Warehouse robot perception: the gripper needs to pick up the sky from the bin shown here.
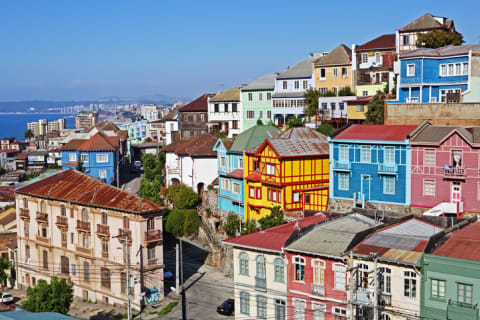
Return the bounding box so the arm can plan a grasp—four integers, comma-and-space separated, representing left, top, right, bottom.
0, 1, 479, 102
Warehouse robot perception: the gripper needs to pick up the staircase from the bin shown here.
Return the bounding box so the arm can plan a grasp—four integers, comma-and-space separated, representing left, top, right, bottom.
365, 201, 377, 210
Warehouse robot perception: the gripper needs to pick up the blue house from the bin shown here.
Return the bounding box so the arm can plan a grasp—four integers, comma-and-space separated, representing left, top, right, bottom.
329, 123, 425, 211
213, 125, 279, 218
395, 44, 480, 103
60, 131, 120, 185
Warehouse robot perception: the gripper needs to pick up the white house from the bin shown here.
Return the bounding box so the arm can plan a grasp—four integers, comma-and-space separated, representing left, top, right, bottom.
208, 87, 243, 138
164, 107, 179, 146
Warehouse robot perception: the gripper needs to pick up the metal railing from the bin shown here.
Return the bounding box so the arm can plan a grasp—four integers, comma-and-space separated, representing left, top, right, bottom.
76, 220, 91, 232
333, 160, 351, 171
378, 163, 398, 174
255, 276, 266, 290
444, 166, 465, 177
145, 229, 162, 242
311, 283, 325, 296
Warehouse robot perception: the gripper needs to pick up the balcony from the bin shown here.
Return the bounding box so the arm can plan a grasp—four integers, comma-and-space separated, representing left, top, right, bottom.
36, 235, 50, 244
447, 299, 479, 319
118, 228, 132, 241
444, 166, 465, 179
311, 283, 325, 296
255, 277, 266, 291
36, 212, 48, 222
56, 216, 68, 228
378, 293, 391, 306
147, 258, 158, 266
75, 246, 92, 256
332, 160, 351, 172
76, 220, 91, 232
96, 224, 110, 236
19, 208, 30, 219
378, 163, 398, 175
145, 230, 162, 243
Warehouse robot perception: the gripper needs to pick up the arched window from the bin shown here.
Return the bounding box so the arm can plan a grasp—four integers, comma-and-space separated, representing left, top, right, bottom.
239, 252, 249, 275
61, 205, 66, 216
256, 255, 265, 279
23, 198, 28, 209
274, 258, 284, 282
381, 313, 392, 320
40, 201, 47, 213
82, 208, 88, 221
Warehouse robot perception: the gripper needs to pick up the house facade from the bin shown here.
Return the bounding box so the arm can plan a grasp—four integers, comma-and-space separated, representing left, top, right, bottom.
329, 124, 422, 212
179, 94, 214, 140
15, 169, 165, 311
164, 106, 180, 146
314, 44, 354, 95
208, 87, 242, 138
244, 127, 329, 221
410, 124, 480, 214
241, 74, 276, 130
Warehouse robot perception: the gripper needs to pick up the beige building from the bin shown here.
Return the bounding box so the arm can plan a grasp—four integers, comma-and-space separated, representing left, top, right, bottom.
75, 112, 98, 129
15, 169, 165, 310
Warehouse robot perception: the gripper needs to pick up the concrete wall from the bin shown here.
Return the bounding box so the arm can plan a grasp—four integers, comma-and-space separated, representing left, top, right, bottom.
386, 102, 480, 126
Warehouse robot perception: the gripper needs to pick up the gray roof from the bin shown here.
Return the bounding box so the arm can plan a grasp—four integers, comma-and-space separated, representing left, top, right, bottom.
267, 127, 329, 157
412, 125, 480, 144
285, 214, 376, 257
210, 87, 241, 102
400, 13, 454, 32
277, 58, 314, 79
272, 92, 305, 99
400, 44, 480, 59
242, 73, 277, 91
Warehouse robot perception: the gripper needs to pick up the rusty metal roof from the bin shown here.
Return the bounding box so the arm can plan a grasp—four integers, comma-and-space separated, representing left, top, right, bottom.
433, 222, 480, 261
15, 169, 164, 214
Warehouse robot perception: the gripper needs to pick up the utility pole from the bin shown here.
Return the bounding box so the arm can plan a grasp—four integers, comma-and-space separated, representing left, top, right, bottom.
180, 239, 186, 320
348, 251, 355, 320
126, 233, 131, 320
175, 242, 180, 296
373, 254, 378, 320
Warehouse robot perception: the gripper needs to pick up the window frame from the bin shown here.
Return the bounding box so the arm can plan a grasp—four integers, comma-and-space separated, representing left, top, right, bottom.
338, 172, 349, 191
293, 256, 305, 282
424, 179, 436, 197
274, 258, 285, 283
360, 145, 371, 163
333, 263, 347, 290
239, 252, 249, 275
232, 182, 241, 195
383, 176, 395, 195
403, 270, 417, 299
96, 153, 108, 163
407, 64, 415, 77
431, 278, 446, 300
458, 282, 473, 305
240, 291, 250, 315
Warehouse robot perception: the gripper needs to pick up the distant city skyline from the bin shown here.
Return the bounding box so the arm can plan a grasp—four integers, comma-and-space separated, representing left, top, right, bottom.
1, 0, 479, 101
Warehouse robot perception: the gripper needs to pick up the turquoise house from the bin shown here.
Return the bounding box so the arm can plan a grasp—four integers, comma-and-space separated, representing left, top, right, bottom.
214, 125, 280, 218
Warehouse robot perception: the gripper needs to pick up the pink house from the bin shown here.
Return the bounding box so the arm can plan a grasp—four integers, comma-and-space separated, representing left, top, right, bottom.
411, 124, 480, 214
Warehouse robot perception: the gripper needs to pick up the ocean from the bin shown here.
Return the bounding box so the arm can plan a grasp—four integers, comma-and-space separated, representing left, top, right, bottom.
0, 113, 76, 141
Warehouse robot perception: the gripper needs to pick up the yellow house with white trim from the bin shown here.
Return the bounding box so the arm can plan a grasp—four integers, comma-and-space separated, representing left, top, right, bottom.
314, 44, 355, 95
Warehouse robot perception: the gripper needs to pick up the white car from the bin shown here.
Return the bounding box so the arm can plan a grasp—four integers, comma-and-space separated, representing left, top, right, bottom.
0, 292, 13, 304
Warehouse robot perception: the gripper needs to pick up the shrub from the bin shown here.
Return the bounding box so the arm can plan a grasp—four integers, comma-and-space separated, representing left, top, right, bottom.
165, 210, 185, 237
22, 277, 73, 314
167, 184, 201, 209
316, 123, 335, 137
241, 219, 257, 235
258, 206, 284, 230
183, 209, 201, 236
223, 213, 240, 237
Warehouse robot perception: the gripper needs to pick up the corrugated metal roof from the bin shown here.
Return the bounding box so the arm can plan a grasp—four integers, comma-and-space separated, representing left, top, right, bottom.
277, 58, 314, 79
412, 125, 480, 144
434, 222, 480, 261
357, 34, 396, 51
242, 73, 277, 91
334, 124, 418, 141
400, 44, 480, 59
180, 94, 214, 112
229, 125, 280, 152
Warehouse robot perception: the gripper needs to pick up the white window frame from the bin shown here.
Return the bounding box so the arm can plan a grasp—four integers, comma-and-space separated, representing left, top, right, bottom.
338, 173, 349, 191
238, 158, 243, 169
463, 62, 469, 75
403, 270, 417, 299
274, 258, 285, 283
69, 153, 77, 162
375, 52, 381, 64
424, 179, 435, 197
333, 307, 347, 319
249, 187, 255, 198
293, 256, 305, 282
379, 267, 392, 294
440, 64, 447, 77
294, 80, 299, 89
282, 81, 287, 90
407, 64, 415, 77
303, 80, 308, 89
312, 259, 325, 285
320, 68, 326, 80
266, 164, 275, 175
293, 192, 300, 202
293, 298, 306, 320
248, 92, 253, 101
221, 178, 230, 192
99, 170, 107, 179
232, 182, 240, 195
333, 263, 347, 290
80, 153, 88, 162
383, 176, 395, 195
339, 145, 349, 161
312, 303, 326, 320
361, 145, 371, 163
362, 90, 368, 97
424, 149, 436, 166
239, 252, 249, 275
361, 53, 368, 64
384, 146, 395, 163
431, 278, 446, 299
458, 283, 473, 305
220, 156, 226, 168
333, 67, 338, 78
240, 291, 250, 315
96, 154, 108, 163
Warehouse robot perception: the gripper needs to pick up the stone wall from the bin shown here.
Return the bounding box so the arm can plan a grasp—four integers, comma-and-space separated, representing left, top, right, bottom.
385, 102, 480, 126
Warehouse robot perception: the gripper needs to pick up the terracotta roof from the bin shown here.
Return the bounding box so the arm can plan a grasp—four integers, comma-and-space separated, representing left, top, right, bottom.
62, 161, 78, 166
60, 132, 118, 152
210, 176, 219, 186
224, 214, 327, 253
227, 169, 243, 179
173, 133, 217, 157
15, 169, 164, 214
433, 222, 480, 262
84, 121, 120, 133
0, 187, 15, 202
15, 154, 28, 160
399, 13, 454, 32
162, 140, 188, 152
0, 149, 19, 154
245, 171, 261, 182
334, 124, 418, 141
180, 94, 215, 112
221, 139, 234, 151
210, 87, 241, 102
357, 34, 396, 51
314, 44, 351, 66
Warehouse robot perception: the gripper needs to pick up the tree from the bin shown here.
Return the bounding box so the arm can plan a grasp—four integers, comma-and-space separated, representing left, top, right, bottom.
258, 206, 284, 230
183, 209, 201, 236
24, 129, 34, 140
215, 132, 228, 139
256, 119, 264, 126
165, 210, 185, 237
364, 93, 386, 124
319, 90, 336, 97
166, 184, 201, 209
22, 277, 73, 314
416, 30, 464, 49
0, 258, 9, 286
76, 161, 87, 173
286, 116, 305, 129
316, 123, 335, 137
0, 167, 6, 176
144, 137, 152, 143
303, 88, 320, 118
223, 213, 240, 237
241, 219, 257, 235
338, 86, 355, 96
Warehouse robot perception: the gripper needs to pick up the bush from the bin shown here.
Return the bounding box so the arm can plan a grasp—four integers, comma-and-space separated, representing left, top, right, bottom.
258, 206, 284, 230
167, 184, 201, 209
22, 277, 73, 314
316, 123, 335, 137
183, 209, 201, 236
286, 116, 305, 128
338, 86, 354, 96
165, 210, 185, 237
241, 219, 257, 235
223, 213, 240, 237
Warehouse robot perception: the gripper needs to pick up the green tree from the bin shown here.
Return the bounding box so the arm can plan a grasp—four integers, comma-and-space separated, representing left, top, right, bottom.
316, 123, 335, 137
256, 119, 264, 125
223, 213, 240, 237
165, 209, 185, 237
258, 206, 284, 230
24, 129, 34, 140
139, 178, 163, 204
303, 88, 320, 118
0, 258, 10, 286
76, 160, 87, 173
22, 277, 73, 314
338, 86, 355, 96
364, 93, 386, 124
416, 30, 464, 49
183, 209, 201, 236
215, 132, 228, 139
319, 90, 336, 97
241, 219, 257, 235
0, 167, 6, 176
166, 184, 201, 209
286, 116, 305, 129
144, 137, 152, 143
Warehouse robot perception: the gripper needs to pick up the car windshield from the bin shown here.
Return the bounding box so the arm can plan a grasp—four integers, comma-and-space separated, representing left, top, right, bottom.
3, 294, 11, 298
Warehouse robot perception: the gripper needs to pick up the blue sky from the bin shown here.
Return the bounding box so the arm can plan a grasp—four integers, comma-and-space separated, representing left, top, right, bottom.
0, 1, 479, 101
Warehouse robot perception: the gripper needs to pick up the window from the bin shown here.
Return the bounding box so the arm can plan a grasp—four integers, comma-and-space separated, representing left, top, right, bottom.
248, 93, 253, 101
431, 279, 446, 299
282, 81, 287, 90
221, 178, 230, 191
319, 87, 328, 95
40, 223, 47, 237
293, 192, 300, 203
82, 208, 88, 221
274, 258, 284, 282
220, 156, 226, 168
361, 53, 368, 63
256, 187, 261, 199
383, 176, 395, 194
72, 264, 76, 276
147, 218, 155, 231
102, 238, 108, 253
249, 187, 255, 198
238, 158, 243, 169
305, 194, 311, 204
357, 263, 369, 288
293, 256, 305, 282
147, 247, 155, 260
121, 272, 127, 294
200, 113, 205, 121
257, 93, 262, 102
80, 153, 88, 162
69, 153, 77, 162
333, 307, 347, 320
267, 92, 272, 100
455, 63, 462, 75
23, 198, 28, 208
312, 303, 326, 320
70, 232, 74, 244
61, 229, 67, 242
330, 102, 336, 110
41, 201, 47, 213
232, 182, 240, 195
240, 291, 250, 315
384, 146, 395, 163
333, 87, 338, 96
404, 270, 417, 298
463, 62, 469, 75
25, 245, 30, 261
99, 170, 107, 179
342, 67, 347, 78
272, 189, 278, 202
61, 205, 66, 216
380, 313, 392, 320
61, 256, 69, 275
232, 103, 238, 112
424, 149, 435, 166
362, 90, 368, 96
96, 154, 108, 163
339, 145, 349, 161
294, 299, 306, 320
333, 67, 338, 78
275, 299, 286, 320
334, 263, 346, 290
356, 104, 365, 112
424, 179, 435, 196
303, 80, 308, 89
42, 250, 48, 269
448, 63, 454, 76
259, 111, 263, 119
320, 68, 326, 80
312, 260, 325, 285
214, 104, 219, 112
294, 80, 299, 89
430, 97, 437, 103
257, 296, 267, 319
458, 283, 473, 305
239, 252, 249, 275
338, 173, 349, 191
100, 212, 107, 225
407, 64, 415, 76
224, 103, 229, 112
84, 262, 90, 282
339, 102, 345, 110
266, 164, 275, 175
100, 267, 111, 288
402, 35, 410, 45
375, 52, 381, 64
361, 145, 371, 162
452, 150, 462, 167
246, 111, 255, 119
82, 233, 89, 248
379, 267, 391, 294
256, 255, 265, 280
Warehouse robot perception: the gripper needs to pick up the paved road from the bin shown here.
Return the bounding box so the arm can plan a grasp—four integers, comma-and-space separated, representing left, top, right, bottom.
121, 169, 143, 195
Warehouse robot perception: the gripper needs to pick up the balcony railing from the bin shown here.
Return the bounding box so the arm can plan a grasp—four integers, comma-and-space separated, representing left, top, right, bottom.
311, 283, 325, 296
145, 230, 162, 242
333, 160, 351, 172
19, 208, 30, 219
378, 163, 398, 175
255, 277, 266, 290
378, 293, 391, 306
76, 220, 91, 232
36, 235, 50, 244
76, 246, 92, 256
148, 259, 158, 266
444, 166, 465, 178
118, 228, 132, 240
56, 216, 68, 227
36, 212, 48, 222
447, 299, 479, 319
96, 224, 110, 236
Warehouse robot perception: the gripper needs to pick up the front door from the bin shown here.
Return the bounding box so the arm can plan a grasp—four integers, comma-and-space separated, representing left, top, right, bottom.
451, 182, 461, 203
361, 175, 371, 202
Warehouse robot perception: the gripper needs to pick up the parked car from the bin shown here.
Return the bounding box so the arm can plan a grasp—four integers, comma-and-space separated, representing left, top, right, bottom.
216, 298, 234, 316
0, 293, 13, 304
134, 160, 142, 168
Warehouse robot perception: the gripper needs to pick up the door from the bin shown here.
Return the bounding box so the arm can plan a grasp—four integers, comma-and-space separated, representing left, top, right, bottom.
451, 182, 461, 203
361, 175, 371, 202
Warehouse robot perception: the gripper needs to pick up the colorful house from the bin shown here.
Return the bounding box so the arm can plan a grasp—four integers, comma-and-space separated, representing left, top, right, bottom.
223, 214, 327, 320
349, 217, 444, 320
214, 125, 280, 218
208, 87, 242, 138
410, 124, 480, 214
394, 44, 480, 104
244, 127, 329, 221
284, 213, 376, 320
346, 96, 372, 123
420, 221, 480, 320
241, 73, 277, 130
329, 124, 424, 212
314, 44, 354, 95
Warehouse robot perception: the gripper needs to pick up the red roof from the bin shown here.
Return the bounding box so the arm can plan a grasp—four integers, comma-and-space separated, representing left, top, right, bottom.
16, 154, 28, 160
16, 169, 164, 214
357, 34, 396, 51
224, 214, 327, 252
334, 124, 418, 141
61, 132, 118, 152
63, 161, 78, 166
0, 149, 19, 154
245, 171, 261, 182
180, 94, 215, 112
163, 133, 217, 157
227, 169, 243, 179
433, 222, 480, 262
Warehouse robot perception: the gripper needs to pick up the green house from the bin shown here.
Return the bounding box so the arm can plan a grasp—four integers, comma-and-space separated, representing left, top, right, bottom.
420, 222, 480, 320
241, 73, 277, 131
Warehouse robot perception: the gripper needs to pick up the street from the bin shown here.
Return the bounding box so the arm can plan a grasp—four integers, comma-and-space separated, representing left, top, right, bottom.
121, 167, 143, 195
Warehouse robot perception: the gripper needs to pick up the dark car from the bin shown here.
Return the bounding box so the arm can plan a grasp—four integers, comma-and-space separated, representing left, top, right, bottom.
216, 298, 234, 316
